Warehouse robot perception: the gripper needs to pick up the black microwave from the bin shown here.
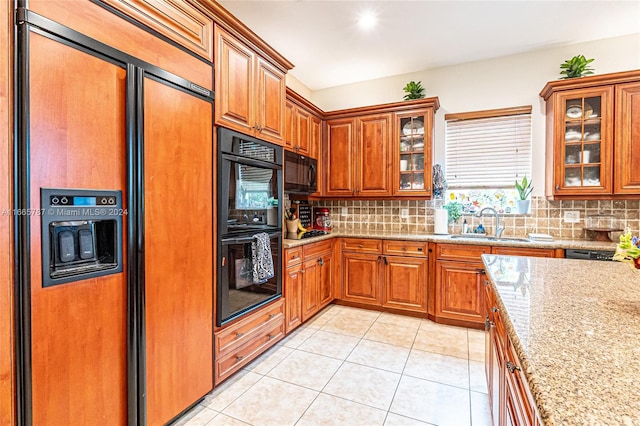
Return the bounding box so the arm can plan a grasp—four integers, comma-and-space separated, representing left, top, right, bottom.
284, 151, 317, 193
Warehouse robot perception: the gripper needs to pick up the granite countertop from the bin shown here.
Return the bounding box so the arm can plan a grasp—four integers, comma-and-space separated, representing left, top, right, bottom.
482, 254, 640, 425
283, 229, 618, 251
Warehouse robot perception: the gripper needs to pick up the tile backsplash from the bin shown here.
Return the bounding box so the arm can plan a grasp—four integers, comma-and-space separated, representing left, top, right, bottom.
299, 197, 640, 240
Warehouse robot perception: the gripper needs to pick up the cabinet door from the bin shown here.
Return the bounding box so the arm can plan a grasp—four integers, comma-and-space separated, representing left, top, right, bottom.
215, 25, 254, 134
552, 87, 613, 196
341, 252, 382, 305
614, 82, 640, 194
301, 258, 320, 322
435, 260, 484, 324
357, 113, 393, 196
285, 264, 303, 333
325, 118, 356, 196
311, 115, 322, 160
382, 256, 427, 313
285, 101, 295, 150
256, 57, 285, 145
394, 109, 434, 196
318, 252, 334, 309
295, 106, 311, 155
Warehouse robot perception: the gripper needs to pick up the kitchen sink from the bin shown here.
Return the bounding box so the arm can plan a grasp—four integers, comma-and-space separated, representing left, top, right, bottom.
448, 235, 531, 243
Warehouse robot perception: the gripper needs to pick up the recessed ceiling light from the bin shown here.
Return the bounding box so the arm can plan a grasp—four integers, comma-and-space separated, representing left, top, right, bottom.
357, 12, 377, 30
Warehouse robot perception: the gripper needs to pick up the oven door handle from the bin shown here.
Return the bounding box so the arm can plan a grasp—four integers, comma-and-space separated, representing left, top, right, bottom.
221, 232, 280, 245
221, 153, 282, 170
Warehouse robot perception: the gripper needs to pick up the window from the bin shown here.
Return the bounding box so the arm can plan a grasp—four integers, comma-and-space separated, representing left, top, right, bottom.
445, 106, 532, 214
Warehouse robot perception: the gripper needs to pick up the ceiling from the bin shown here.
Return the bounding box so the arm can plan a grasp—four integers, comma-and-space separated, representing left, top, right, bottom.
218, 1, 640, 91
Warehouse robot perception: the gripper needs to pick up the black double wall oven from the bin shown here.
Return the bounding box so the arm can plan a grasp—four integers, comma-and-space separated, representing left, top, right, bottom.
217, 128, 283, 326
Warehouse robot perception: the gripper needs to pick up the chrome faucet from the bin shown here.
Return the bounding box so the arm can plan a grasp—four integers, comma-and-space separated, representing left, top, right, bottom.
476, 207, 505, 238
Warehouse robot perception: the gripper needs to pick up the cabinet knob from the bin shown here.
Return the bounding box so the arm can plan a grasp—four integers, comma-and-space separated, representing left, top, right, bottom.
555, 185, 560, 191
383, 256, 388, 265
358, 244, 364, 248
477, 269, 486, 275
291, 255, 299, 260
377, 255, 382, 263
484, 280, 490, 286
236, 355, 244, 362
426, 187, 431, 192
417, 247, 423, 251
235, 332, 244, 338
268, 313, 276, 320
318, 258, 324, 266
491, 306, 499, 313
268, 334, 276, 340
506, 361, 521, 374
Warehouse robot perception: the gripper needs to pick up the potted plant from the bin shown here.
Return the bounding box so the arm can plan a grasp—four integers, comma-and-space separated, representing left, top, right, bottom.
515, 176, 533, 214
402, 81, 425, 100
559, 55, 595, 79
443, 201, 462, 224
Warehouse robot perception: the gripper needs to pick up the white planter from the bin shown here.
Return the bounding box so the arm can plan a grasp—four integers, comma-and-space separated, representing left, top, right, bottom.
516, 199, 531, 214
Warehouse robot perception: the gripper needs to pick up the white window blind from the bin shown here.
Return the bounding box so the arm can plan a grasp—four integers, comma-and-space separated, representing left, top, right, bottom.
445, 108, 532, 189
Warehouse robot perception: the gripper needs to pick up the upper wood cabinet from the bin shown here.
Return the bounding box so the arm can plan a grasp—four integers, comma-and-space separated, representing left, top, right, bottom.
215, 24, 286, 145
323, 98, 439, 198
285, 88, 324, 158
540, 70, 640, 199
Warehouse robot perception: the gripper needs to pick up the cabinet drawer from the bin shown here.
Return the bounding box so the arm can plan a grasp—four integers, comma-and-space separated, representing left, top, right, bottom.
383, 240, 428, 257
215, 321, 284, 385
491, 247, 556, 258
303, 240, 333, 258
285, 247, 303, 267
215, 299, 284, 356
341, 238, 382, 253
436, 243, 491, 262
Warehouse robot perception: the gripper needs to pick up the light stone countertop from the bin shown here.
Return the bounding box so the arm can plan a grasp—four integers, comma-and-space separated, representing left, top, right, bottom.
283, 229, 618, 251
482, 254, 640, 426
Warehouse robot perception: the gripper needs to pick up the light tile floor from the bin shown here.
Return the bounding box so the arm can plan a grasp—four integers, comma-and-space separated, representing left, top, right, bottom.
173, 305, 491, 426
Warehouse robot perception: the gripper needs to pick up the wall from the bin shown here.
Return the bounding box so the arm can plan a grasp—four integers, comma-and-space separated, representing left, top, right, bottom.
311, 197, 640, 241
310, 33, 640, 198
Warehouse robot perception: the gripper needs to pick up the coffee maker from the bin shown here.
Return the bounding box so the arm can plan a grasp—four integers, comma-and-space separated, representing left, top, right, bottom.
313, 207, 333, 232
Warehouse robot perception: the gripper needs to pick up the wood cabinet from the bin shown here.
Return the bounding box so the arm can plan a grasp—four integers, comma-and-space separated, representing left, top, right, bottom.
285, 89, 324, 158
215, 300, 284, 385
284, 240, 334, 333
323, 98, 439, 198
485, 281, 540, 426
540, 69, 640, 199
394, 108, 435, 196
340, 239, 428, 313
215, 24, 286, 145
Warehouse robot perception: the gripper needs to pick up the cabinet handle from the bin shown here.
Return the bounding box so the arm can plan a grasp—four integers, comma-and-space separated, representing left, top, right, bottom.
268, 334, 276, 340
506, 361, 521, 374
477, 269, 486, 275
254, 122, 258, 130
301, 270, 305, 274
484, 280, 490, 286
318, 258, 324, 266
418, 247, 423, 251
235, 332, 244, 338
485, 317, 493, 331
428, 248, 433, 253
383, 256, 388, 265
291, 255, 299, 260
555, 185, 560, 191
491, 307, 499, 313
235, 355, 244, 362
268, 314, 276, 320
358, 244, 364, 248
377, 255, 382, 263
426, 187, 431, 192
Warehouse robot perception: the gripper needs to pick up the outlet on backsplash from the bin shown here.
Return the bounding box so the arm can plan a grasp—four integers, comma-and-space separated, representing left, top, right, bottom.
564, 210, 581, 223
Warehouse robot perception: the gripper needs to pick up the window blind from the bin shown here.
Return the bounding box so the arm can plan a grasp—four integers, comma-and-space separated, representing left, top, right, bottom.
445, 109, 532, 189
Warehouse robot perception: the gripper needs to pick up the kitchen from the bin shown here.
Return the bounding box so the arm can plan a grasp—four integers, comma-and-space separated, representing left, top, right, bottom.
1, 1, 639, 425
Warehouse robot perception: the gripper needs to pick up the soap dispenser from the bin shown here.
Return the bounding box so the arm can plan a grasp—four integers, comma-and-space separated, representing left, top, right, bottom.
462, 219, 468, 234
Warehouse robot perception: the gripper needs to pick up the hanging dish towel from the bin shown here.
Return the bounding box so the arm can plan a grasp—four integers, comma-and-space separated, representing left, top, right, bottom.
251, 232, 275, 284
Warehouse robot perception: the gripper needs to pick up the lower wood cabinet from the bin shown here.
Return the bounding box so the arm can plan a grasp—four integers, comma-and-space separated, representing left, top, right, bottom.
214, 299, 284, 385
485, 282, 540, 426
284, 240, 334, 333
341, 239, 428, 313
435, 244, 559, 328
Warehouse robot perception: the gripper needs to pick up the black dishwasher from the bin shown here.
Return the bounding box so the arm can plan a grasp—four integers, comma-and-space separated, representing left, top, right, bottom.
565, 249, 615, 261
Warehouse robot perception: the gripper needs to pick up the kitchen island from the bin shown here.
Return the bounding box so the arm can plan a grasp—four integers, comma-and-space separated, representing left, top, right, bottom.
482, 254, 640, 425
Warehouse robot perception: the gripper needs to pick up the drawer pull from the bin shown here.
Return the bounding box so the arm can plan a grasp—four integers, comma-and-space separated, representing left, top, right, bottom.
268, 313, 276, 320
235, 332, 244, 338
402, 246, 407, 251
291, 255, 299, 260
235, 355, 244, 362
506, 361, 521, 373
418, 247, 423, 251
358, 244, 364, 248
491, 307, 499, 313
477, 269, 486, 275
484, 280, 490, 286
268, 334, 276, 340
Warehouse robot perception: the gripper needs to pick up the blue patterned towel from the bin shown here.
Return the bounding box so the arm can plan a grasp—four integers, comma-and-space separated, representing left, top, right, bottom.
251, 233, 274, 284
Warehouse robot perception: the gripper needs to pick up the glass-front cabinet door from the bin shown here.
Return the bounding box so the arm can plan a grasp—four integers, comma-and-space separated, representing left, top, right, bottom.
554, 87, 613, 195
394, 108, 433, 196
